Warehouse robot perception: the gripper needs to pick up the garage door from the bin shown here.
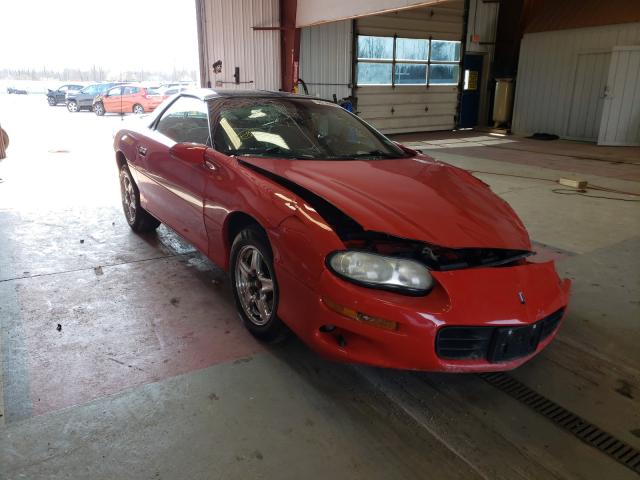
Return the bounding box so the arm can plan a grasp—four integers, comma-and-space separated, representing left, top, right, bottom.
355, 2, 464, 134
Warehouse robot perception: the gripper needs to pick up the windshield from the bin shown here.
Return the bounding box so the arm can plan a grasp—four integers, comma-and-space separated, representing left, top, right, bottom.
212, 98, 408, 160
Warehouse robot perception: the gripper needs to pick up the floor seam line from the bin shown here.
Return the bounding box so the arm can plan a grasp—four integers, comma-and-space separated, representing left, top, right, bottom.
0, 252, 193, 283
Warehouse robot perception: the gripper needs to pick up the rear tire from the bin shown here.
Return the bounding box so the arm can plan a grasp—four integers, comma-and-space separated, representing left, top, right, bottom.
67, 101, 78, 112
119, 165, 160, 233
94, 102, 105, 116
230, 227, 289, 343
132, 104, 144, 114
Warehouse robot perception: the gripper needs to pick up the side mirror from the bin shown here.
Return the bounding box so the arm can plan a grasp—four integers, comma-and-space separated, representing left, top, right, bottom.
169, 142, 207, 165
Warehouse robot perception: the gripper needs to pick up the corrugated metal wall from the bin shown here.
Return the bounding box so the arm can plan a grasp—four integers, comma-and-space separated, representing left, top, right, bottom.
512, 22, 640, 139
299, 20, 353, 101
198, 0, 280, 91
355, 1, 465, 134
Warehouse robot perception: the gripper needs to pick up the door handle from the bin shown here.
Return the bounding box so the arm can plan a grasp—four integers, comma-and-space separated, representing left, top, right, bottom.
204, 159, 218, 172
137, 146, 147, 156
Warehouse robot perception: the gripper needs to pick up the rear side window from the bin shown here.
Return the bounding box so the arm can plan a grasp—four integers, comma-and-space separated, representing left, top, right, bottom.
123, 86, 140, 95
156, 97, 210, 145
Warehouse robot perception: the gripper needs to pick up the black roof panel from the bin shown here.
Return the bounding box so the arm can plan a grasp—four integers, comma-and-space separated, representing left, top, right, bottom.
180, 88, 316, 101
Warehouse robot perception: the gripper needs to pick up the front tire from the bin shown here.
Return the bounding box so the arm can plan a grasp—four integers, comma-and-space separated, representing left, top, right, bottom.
47, 96, 57, 106
94, 102, 105, 116
132, 104, 144, 114
230, 227, 288, 343
119, 165, 160, 233
67, 101, 78, 112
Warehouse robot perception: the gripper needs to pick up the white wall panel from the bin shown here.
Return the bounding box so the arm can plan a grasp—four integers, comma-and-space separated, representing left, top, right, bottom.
299, 20, 352, 101
355, 2, 464, 133
198, 0, 280, 91
512, 22, 640, 138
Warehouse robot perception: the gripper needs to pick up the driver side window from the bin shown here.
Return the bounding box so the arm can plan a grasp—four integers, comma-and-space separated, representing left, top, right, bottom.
155, 97, 210, 145
107, 87, 122, 97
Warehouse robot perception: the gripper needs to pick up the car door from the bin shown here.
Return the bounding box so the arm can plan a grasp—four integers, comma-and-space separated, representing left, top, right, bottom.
121, 86, 138, 112
134, 96, 211, 253
103, 86, 123, 112
78, 85, 96, 108
56, 85, 69, 103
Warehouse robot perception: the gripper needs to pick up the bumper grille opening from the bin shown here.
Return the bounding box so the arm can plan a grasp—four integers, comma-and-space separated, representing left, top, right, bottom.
435, 327, 493, 360
436, 308, 565, 362
540, 308, 564, 341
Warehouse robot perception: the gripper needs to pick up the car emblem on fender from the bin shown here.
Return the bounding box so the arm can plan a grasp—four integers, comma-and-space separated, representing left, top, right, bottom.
518, 291, 526, 304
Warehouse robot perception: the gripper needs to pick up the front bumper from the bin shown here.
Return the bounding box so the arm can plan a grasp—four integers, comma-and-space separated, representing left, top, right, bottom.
275, 260, 570, 372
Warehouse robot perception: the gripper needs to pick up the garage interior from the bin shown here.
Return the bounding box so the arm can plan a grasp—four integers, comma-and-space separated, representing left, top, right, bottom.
1, 0, 640, 478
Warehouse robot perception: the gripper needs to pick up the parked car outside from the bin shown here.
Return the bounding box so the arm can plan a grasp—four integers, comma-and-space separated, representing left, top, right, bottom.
7, 87, 28, 95
65, 82, 123, 112
157, 85, 188, 100
111, 89, 571, 373
46, 84, 83, 106
159, 82, 193, 89
93, 84, 163, 116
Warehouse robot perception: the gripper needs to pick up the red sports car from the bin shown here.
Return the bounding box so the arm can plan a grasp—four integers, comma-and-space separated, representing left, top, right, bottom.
113, 89, 570, 372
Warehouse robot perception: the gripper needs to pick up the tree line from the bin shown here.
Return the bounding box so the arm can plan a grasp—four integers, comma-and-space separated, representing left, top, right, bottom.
1, 66, 197, 82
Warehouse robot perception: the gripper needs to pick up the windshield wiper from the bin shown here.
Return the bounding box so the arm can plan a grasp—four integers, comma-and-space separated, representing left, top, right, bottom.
233, 146, 315, 159
331, 149, 399, 160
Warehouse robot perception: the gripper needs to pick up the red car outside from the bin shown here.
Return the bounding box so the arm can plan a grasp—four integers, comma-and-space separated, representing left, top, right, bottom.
113, 89, 571, 372
94, 84, 163, 116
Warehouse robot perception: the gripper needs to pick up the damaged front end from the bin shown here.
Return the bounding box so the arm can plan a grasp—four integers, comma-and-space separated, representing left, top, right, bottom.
240, 156, 570, 371
340, 231, 533, 272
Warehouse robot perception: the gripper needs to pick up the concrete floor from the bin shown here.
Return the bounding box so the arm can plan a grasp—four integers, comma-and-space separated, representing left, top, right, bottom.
0, 95, 639, 479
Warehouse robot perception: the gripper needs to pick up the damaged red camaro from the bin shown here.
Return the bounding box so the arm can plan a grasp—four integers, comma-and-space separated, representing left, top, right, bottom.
113, 89, 571, 372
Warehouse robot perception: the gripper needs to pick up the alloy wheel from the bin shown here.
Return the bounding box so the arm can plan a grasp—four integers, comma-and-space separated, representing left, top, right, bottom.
67, 101, 78, 112
120, 170, 136, 224
235, 245, 275, 326
133, 105, 144, 114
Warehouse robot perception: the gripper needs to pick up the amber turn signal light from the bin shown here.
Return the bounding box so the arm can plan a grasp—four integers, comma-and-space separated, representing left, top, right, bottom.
322, 298, 398, 331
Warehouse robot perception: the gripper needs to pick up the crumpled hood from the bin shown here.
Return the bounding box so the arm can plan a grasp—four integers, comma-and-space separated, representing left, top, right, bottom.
241, 156, 532, 250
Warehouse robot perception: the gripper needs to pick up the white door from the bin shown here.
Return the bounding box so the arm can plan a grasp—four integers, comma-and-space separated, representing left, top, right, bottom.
566, 52, 610, 141
598, 46, 640, 146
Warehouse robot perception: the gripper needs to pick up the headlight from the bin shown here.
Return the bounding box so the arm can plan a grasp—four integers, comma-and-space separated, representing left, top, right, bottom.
327, 251, 433, 295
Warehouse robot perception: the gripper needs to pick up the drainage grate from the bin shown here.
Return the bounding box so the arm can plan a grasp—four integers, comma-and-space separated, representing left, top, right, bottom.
480, 372, 640, 475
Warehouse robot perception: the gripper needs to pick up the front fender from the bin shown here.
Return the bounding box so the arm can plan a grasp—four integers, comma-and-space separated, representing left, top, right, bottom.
204, 153, 344, 272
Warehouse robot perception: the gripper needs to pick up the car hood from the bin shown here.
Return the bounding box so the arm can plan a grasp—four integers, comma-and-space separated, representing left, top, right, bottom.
240, 155, 531, 250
